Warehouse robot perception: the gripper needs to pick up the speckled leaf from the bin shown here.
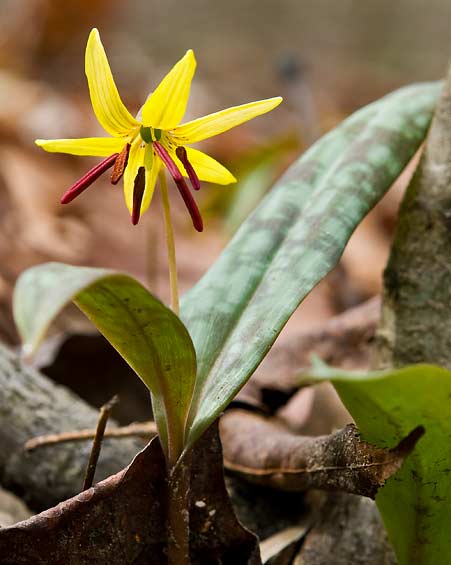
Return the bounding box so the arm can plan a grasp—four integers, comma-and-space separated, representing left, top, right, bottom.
306, 362, 451, 565
181, 82, 441, 447
13, 262, 196, 457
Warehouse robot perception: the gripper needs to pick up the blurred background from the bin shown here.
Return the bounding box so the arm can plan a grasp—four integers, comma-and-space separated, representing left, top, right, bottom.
0, 0, 447, 421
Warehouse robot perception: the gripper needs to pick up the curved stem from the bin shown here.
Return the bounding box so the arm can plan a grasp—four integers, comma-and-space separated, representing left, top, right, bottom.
159, 170, 180, 315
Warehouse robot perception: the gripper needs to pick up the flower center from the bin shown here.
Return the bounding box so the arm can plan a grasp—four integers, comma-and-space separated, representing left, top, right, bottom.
136, 127, 203, 231
140, 126, 162, 143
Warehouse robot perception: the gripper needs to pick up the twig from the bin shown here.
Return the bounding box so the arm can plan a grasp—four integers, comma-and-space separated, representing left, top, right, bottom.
24, 421, 157, 451
82, 396, 119, 491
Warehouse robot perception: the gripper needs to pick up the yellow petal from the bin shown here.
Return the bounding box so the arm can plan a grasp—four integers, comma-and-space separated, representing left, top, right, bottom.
35, 137, 126, 157
173, 97, 283, 143
141, 152, 161, 214
173, 147, 236, 185
124, 141, 160, 215
123, 138, 145, 212
142, 50, 196, 130
85, 28, 140, 136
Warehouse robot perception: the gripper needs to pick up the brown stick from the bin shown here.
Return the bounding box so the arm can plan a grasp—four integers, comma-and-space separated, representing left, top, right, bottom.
24, 421, 158, 451
82, 396, 119, 491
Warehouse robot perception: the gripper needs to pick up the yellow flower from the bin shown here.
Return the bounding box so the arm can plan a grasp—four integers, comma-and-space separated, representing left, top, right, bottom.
36, 28, 282, 229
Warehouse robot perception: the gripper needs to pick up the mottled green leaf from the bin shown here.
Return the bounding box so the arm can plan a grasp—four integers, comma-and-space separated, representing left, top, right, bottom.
305, 362, 451, 565
181, 82, 441, 447
13, 262, 196, 459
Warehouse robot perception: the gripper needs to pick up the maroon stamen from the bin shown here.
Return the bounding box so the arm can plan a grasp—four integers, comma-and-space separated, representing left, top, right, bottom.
175, 146, 201, 191
131, 166, 146, 225
111, 143, 131, 185
154, 142, 203, 232
61, 153, 118, 204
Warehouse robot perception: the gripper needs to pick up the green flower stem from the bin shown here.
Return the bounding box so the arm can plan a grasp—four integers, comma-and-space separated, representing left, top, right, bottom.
159, 170, 189, 561
159, 169, 180, 316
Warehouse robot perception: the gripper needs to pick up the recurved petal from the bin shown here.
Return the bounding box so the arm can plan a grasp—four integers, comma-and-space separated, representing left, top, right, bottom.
123, 138, 146, 213
173, 147, 236, 185
173, 97, 283, 143
85, 28, 140, 136
35, 137, 126, 156
142, 50, 196, 130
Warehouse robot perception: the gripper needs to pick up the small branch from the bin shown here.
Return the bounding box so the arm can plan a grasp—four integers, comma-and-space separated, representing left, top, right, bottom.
82, 396, 119, 491
24, 421, 157, 451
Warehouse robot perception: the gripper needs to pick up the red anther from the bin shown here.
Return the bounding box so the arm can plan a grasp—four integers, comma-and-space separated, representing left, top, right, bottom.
176, 146, 201, 191
111, 143, 131, 185
61, 153, 118, 204
154, 142, 203, 232
131, 166, 146, 225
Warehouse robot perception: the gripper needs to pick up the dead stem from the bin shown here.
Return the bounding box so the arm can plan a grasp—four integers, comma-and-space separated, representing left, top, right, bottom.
82, 395, 119, 491
24, 421, 157, 451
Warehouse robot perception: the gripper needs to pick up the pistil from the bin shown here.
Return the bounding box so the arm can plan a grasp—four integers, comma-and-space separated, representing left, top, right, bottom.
153, 142, 203, 232
176, 146, 200, 191
61, 153, 118, 204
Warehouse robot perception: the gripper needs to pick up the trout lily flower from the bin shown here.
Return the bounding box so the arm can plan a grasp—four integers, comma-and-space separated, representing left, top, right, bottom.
36, 28, 282, 229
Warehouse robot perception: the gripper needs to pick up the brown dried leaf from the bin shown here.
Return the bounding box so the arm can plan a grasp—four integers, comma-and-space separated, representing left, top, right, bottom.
221, 410, 423, 498
0, 423, 260, 564
0, 146, 91, 261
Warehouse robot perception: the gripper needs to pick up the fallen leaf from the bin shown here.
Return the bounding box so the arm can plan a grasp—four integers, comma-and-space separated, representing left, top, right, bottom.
0, 423, 260, 564
220, 409, 423, 498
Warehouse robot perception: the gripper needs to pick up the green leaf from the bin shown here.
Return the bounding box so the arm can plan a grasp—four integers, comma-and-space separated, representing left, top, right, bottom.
181, 82, 441, 448
305, 362, 451, 565
13, 262, 196, 459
